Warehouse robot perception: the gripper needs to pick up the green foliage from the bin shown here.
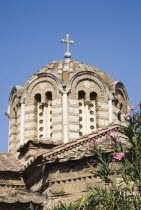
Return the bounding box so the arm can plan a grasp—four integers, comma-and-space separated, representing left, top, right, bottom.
75, 104, 141, 209
50, 105, 141, 209
27, 202, 39, 210
75, 186, 141, 210
122, 109, 141, 187
47, 202, 74, 210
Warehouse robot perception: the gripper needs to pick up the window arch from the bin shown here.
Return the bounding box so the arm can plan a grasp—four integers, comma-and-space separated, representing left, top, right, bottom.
35, 94, 41, 103
45, 91, 52, 139
78, 91, 86, 136
89, 92, 97, 131
78, 91, 97, 136
114, 99, 119, 107
114, 95, 124, 122
35, 93, 43, 139
35, 92, 53, 139
118, 103, 123, 121
78, 90, 85, 100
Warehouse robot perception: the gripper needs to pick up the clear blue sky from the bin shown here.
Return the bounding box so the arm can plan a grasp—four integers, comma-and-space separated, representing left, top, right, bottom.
0, 0, 141, 152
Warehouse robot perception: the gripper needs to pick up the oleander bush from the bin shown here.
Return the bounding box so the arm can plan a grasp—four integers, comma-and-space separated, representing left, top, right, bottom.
50, 103, 141, 210
75, 103, 141, 210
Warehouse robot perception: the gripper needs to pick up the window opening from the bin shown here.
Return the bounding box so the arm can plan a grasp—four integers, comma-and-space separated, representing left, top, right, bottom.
78, 91, 86, 136
45, 92, 53, 139
89, 92, 97, 131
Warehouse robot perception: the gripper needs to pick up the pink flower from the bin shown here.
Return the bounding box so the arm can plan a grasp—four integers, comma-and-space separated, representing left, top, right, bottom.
112, 152, 124, 162
125, 113, 130, 118
105, 132, 110, 139
126, 122, 129, 127
87, 143, 92, 149
131, 107, 136, 110
116, 138, 121, 143
109, 130, 117, 136
90, 139, 97, 144
88, 139, 98, 149
82, 178, 86, 182
105, 130, 117, 139
134, 114, 139, 118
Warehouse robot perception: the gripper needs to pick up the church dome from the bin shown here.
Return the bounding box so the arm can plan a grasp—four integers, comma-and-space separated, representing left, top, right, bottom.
7, 58, 130, 154
27, 60, 112, 84
4, 34, 131, 208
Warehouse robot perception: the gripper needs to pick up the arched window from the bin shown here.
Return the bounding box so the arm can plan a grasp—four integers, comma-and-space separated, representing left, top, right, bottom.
78, 91, 86, 136
35, 93, 43, 139
78, 91, 97, 136
35, 94, 41, 103
46, 92, 52, 101
118, 103, 123, 121
120, 103, 123, 111
114, 99, 119, 107
45, 92, 52, 139
35, 92, 53, 140
89, 92, 97, 131
114, 97, 123, 122
117, 113, 121, 121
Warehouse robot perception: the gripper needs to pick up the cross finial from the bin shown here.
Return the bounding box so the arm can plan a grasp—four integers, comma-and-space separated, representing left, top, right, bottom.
61, 34, 74, 62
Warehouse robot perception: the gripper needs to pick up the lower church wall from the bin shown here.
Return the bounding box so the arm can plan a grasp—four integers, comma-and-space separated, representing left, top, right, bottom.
0, 202, 43, 210
0, 172, 26, 195
25, 158, 104, 208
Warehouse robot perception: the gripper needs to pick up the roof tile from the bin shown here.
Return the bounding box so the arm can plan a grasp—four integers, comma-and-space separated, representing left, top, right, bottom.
0, 153, 23, 172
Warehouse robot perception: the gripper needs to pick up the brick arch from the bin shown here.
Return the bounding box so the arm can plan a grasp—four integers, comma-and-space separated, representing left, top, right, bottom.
70, 74, 107, 102
25, 77, 59, 105
8, 91, 20, 153
76, 80, 101, 101
115, 82, 128, 100
115, 89, 128, 113
8, 86, 22, 118
115, 82, 129, 113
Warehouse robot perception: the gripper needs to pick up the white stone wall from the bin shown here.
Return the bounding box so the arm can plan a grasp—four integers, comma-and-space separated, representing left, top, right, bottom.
9, 116, 17, 152
52, 98, 62, 142
97, 102, 109, 128
68, 98, 79, 140
24, 104, 36, 141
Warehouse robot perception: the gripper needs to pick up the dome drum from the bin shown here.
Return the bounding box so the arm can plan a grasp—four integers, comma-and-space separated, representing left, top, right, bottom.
7, 61, 130, 153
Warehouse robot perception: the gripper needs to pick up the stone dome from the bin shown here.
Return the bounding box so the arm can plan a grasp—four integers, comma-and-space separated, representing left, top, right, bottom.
7, 59, 130, 154
28, 60, 112, 84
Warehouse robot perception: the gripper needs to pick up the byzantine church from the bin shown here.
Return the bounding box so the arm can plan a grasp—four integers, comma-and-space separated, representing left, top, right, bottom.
0, 35, 130, 209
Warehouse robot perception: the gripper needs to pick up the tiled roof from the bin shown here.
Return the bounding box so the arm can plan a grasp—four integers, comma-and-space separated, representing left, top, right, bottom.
22, 124, 123, 171
0, 153, 23, 172
17, 139, 60, 152
27, 60, 112, 83
42, 125, 122, 156
42, 124, 123, 159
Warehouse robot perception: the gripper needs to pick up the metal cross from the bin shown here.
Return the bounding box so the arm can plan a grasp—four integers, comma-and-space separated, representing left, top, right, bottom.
61, 34, 74, 62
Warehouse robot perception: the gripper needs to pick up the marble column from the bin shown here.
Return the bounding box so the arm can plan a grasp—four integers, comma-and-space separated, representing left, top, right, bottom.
62, 93, 69, 143
43, 105, 48, 139
85, 102, 90, 134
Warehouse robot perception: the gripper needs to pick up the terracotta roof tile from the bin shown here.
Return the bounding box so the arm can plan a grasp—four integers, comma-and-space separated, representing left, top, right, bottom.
0, 153, 23, 172
41, 124, 122, 158
22, 124, 123, 171
27, 60, 113, 84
